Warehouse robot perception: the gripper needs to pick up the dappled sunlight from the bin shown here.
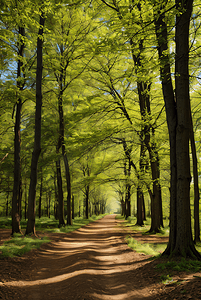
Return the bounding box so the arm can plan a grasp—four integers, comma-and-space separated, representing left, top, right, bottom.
0, 215, 163, 299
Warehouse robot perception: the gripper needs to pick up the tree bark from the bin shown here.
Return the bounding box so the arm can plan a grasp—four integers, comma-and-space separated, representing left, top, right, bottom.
136, 186, 144, 226
174, 0, 198, 257
56, 41, 72, 226
56, 159, 65, 226
38, 169, 43, 219
26, 14, 45, 235
154, 2, 177, 254
12, 26, 25, 235
154, 0, 200, 258
189, 113, 200, 243
72, 194, 74, 219
62, 150, 72, 225
85, 185, 89, 219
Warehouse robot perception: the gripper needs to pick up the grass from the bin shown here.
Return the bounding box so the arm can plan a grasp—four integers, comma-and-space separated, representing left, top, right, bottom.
0, 214, 106, 258
0, 234, 50, 258
116, 214, 169, 257
156, 258, 201, 273
0, 214, 106, 231
126, 236, 162, 256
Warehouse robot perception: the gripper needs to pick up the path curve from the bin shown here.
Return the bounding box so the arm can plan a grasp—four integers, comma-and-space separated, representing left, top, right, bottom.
2, 215, 157, 300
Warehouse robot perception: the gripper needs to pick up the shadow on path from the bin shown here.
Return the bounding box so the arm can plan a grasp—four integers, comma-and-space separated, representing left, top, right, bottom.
2, 215, 161, 300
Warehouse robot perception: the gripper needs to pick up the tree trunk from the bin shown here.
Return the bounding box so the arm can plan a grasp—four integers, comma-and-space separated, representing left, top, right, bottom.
56, 41, 72, 226
38, 172, 43, 219
136, 186, 144, 226
24, 179, 27, 220
154, 3, 177, 255
12, 26, 25, 235
130, 36, 163, 232
54, 173, 59, 220
154, 0, 200, 258
72, 194, 74, 219
56, 159, 65, 227
48, 191, 51, 218
189, 113, 200, 243
121, 198, 125, 216
136, 134, 147, 226
85, 185, 89, 219
173, 0, 198, 257
62, 150, 72, 225
26, 14, 45, 235
6, 191, 9, 217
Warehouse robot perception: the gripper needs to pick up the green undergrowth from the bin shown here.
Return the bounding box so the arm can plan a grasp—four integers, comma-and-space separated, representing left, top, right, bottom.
0, 214, 106, 232
116, 214, 169, 257
0, 234, 50, 258
41, 214, 106, 233
126, 236, 166, 256
117, 215, 201, 271
156, 258, 201, 273
115, 215, 169, 236
0, 214, 106, 258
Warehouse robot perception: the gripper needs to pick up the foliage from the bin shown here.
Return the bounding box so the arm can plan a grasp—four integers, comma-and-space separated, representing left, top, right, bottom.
126, 236, 165, 256
0, 214, 106, 257
0, 234, 50, 258
156, 258, 201, 273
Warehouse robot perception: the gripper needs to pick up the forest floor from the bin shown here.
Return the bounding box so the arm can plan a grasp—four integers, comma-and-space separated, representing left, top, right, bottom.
0, 215, 201, 300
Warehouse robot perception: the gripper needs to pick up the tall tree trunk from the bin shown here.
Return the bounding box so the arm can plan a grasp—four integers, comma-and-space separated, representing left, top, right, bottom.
56, 42, 72, 226
48, 191, 51, 218
136, 133, 146, 226
122, 142, 131, 219
130, 37, 163, 232
189, 113, 200, 243
72, 194, 74, 220
54, 172, 59, 220
154, 0, 200, 258
6, 191, 9, 217
136, 186, 144, 226
12, 26, 25, 235
24, 179, 27, 220
38, 170, 43, 219
26, 14, 45, 235
56, 159, 65, 227
174, 0, 198, 257
154, 3, 177, 254
62, 149, 72, 225
85, 185, 89, 219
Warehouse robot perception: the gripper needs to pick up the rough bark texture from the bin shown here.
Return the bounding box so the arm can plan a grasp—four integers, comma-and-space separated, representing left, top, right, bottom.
55, 41, 72, 226
130, 35, 163, 233
26, 14, 45, 235
12, 26, 25, 235
85, 185, 89, 219
154, 2, 177, 255
174, 0, 197, 257
136, 186, 144, 226
38, 170, 43, 219
122, 142, 131, 219
154, 0, 200, 258
72, 194, 74, 220
62, 151, 72, 225
189, 113, 200, 243
56, 159, 65, 227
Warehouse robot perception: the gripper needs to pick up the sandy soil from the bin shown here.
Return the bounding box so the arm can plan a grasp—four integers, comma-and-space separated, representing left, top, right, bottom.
0, 215, 201, 300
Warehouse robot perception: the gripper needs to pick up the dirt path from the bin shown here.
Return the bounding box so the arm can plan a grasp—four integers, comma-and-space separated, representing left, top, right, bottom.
1, 215, 159, 299
1, 215, 201, 300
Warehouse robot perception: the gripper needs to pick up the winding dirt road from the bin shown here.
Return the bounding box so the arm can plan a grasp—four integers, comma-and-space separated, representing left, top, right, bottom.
1, 215, 160, 300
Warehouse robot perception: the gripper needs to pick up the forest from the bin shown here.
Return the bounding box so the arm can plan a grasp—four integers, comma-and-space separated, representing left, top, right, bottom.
1, 0, 201, 262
